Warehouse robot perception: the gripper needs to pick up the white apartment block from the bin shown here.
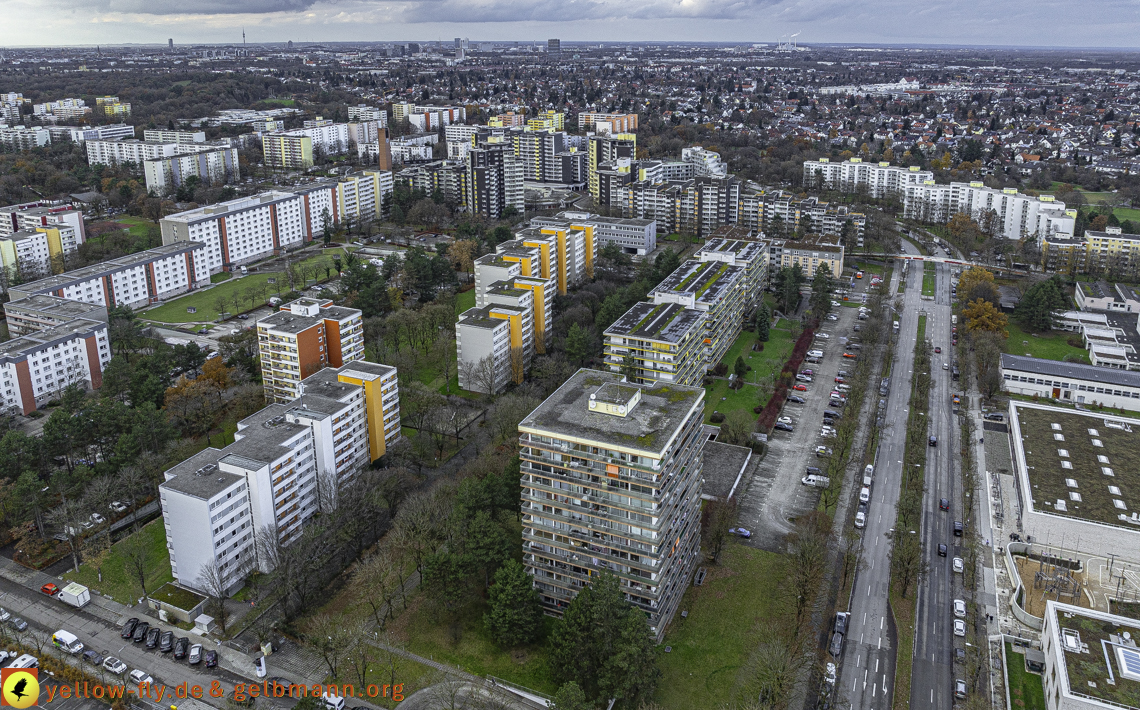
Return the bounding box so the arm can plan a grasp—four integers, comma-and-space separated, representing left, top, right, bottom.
696, 238, 770, 304
86, 140, 178, 166
802, 157, 934, 197
32, 98, 90, 121
532, 211, 657, 257
0, 126, 50, 150
347, 105, 388, 127
144, 146, 241, 195
256, 298, 365, 403
680, 146, 728, 178
650, 259, 746, 369
0, 93, 28, 123
408, 106, 465, 132
457, 303, 532, 394
0, 202, 86, 242
160, 359, 399, 595
0, 225, 81, 278
47, 124, 135, 144
9, 242, 210, 310
3, 294, 107, 338
0, 317, 111, 415
142, 129, 207, 144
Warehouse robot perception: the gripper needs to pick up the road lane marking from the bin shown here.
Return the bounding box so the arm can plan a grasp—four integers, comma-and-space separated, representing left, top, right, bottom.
881, 617, 884, 629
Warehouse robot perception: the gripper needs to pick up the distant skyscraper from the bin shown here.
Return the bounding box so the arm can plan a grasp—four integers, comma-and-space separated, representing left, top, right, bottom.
454, 37, 461, 48
168, 38, 173, 50
287, 40, 294, 50
548, 38, 561, 55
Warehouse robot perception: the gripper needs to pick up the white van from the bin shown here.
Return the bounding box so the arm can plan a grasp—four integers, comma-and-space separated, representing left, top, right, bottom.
8, 654, 37, 669
52, 630, 84, 655
863, 464, 874, 487
802, 474, 831, 488
859, 487, 871, 503
321, 693, 346, 710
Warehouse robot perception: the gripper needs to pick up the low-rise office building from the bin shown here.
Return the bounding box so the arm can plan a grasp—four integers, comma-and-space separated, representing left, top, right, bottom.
8, 241, 210, 310
518, 370, 705, 641
603, 301, 706, 386
0, 317, 111, 415
256, 298, 365, 403
1001, 353, 1140, 410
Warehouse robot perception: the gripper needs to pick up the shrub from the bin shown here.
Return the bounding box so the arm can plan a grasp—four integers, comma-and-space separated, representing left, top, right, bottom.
713, 362, 728, 377
753, 406, 763, 414
710, 412, 726, 423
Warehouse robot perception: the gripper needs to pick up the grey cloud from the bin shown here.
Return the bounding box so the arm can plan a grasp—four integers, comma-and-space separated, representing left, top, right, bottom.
71, 0, 319, 14
393, 0, 781, 23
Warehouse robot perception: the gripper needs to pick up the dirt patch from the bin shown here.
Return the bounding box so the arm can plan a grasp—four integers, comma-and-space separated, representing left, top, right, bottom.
1013, 556, 1090, 616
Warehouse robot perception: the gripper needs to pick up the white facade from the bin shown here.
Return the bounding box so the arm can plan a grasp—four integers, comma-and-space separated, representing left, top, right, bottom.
0, 318, 111, 415
9, 242, 210, 310
0, 126, 51, 150
142, 129, 206, 144
1041, 600, 1140, 710
86, 140, 178, 166
802, 158, 934, 196
1001, 353, 1140, 410
347, 106, 388, 127
0, 226, 80, 277
144, 146, 240, 195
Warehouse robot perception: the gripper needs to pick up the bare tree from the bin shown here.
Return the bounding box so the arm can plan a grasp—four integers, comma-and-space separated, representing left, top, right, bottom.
508, 345, 527, 385
308, 614, 352, 678
195, 559, 231, 635
463, 355, 500, 396
434, 331, 456, 395
46, 496, 88, 572
354, 545, 405, 629
704, 498, 738, 564
120, 525, 154, 602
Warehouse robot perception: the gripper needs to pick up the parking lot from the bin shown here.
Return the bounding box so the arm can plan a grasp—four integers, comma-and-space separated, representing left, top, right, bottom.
737, 278, 877, 551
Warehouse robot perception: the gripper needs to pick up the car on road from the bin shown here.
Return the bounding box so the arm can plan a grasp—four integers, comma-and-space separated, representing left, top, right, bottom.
775, 422, 794, 432
132, 621, 150, 642
954, 520, 963, 536
173, 637, 190, 660
953, 599, 966, 618
82, 650, 104, 666
943, 362, 949, 370
792, 384, 808, 392
145, 627, 161, 649
121, 618, 138, 639
935, 346, 941, 353
788, 395, 806, 404
929, 435, 938, 446
103, 657, 127, 675
729, 527, 752, 538
204, 650, 219, 668
953, 557, 964, 573
188, 644, 202, 665
41, 583, 58, 596
938, 544, 948, 557
854, 512, 866, 529
940, 498, 950, 511
159, 630, 174, 653
129, 670, 154, 685
778, 416, 794, 425
7, 618, 26, 632
955, 679, 967, 699
953, 620, 966, 637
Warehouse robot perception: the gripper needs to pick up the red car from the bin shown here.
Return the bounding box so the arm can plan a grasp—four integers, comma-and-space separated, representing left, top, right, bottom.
835, 377, 846, 383
41, 583, 59, 596
793, 384, 808, 391
934, 346, 941, 353
952, 339, 958, 346
843, 352, 857, 359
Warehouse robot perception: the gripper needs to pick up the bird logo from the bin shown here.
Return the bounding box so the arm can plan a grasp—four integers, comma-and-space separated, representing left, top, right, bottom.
1, 668, 38, 709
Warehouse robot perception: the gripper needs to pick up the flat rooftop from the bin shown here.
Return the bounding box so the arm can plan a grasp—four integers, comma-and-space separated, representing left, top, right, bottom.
457, 304, 524, 331
0, 318, 104, 360
701, 440, 753, 501
161, 449, 242, 500
698, 238, 767, 263
4, 294, 105, 320
1045, 600, 1140, 708
650, 259, 743, 307
162, 191, 298, 223
12, 242, 204, 295
1002, 354, 1140, 390
519, 369, 704, 457
1012, 402, 1140, 529
605, 301, 703, 344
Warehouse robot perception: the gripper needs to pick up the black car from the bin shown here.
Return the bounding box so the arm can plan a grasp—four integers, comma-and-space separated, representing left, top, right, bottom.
940, 498, 950, 511
788, 395, 806, 404
145, 627, 161, 649
159, 630, 175, 653
955, 647, 966, 663
954, 521, 963, 536
204, 650, 219, 669
984, 412, 1004, 422
834, 612, 850, 635
929, 435, 938, 446
121, 618, 139, 639
806, 466, 823, 476
823, 410, 840, 420
775, 422, 794, 432
82, 650, 104, 666
132, 621, 150, 643
938, 544, 948, 557
173, 637, 189, 660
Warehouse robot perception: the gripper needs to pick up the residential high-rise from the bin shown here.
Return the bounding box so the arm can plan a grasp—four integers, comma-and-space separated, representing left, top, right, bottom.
519, 369, 705, 641
532, 211, 657, 257
143, 146, 241, 195
547, 39, 561, 55
578, 113, 639, 134
695, 237, 770, 304
466, 145, 524, 220
456, 303, 532, 394
0, 317, 111, 415
588, 133, 636, 202
603, 302, 706, 386
650, 259, 745, 369
256, 298, 365, 403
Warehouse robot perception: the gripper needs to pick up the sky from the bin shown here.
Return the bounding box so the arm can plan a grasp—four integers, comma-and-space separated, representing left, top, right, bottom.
2, 0, 1139, 49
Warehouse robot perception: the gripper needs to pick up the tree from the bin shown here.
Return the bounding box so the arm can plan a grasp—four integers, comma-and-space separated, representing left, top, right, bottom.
786, 511, 831, 627
485, 559, 543, 647
213, 294, 229, 320
809, 263, 834, 317
508, 345, 527, 385
733, 355, 748, 381
449, 239, 477, 283
957, 266, 997, 305
195, 559, 236, 635
718, 410, 754, 447
548, 572, 660, 705
550, 682, 591, 710
704, 498, 737, 564
756, 303, 771, 342
621, 351, 638, 382
565, 323, 592, 365
120, 525, 154, 603
962, 298, 1009, 337
463, 355, 501, 397
1015, 276, 1067, 331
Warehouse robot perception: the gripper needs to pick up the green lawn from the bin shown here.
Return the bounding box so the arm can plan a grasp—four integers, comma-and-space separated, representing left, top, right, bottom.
921, 271, 935, 297
456, 288, 476, 315
114, 216, 155, 239
1004, 322, 1089, 363
211, 272, 233, 283
63, 520, 173, 605
705, 324, 794, 423
854, 260, 887, 277
1005, 643, 1047, 710
655, 545, 786, 709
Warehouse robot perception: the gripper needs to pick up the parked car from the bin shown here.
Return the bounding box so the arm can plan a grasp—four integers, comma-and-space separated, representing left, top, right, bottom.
953, 557, 964, 573
955, 679, 967, 699
829, 632, 844, 657
842, 352, 857, 359
854, 512, 865, 529
806, 466, 823, 476
173, 638, 190, 660
815, 333, 830, 339
792, 384, 808, 392
7, 618, 26, 632
729, 527, 752, 538
826, 314, 838, 321
159, 631, 174, 653
132, 621, 150, 643
129, 670, 154, 686
953, 599, 966, 619
775, 422, 794, 432
953, 620, 966, 637
103, 657, 127, 675
121, 618, 138, 639
815, 447, 832, 457
807, 350, 824, 358
984, 412, 1004, 422
188, 645, 202, 665
41, 583, 58, 596
825, 662, 837, 685
800, 369, 815, 375
90, 513, 105, 525
778, 416, 794, 425
954, 521, 963, 536
82, 650, 104, 666
145, 627, 161, 649
834, 612, 850, 635
0, 609, 9, 623
109, 501, 128, 513
788, 395, 806, 404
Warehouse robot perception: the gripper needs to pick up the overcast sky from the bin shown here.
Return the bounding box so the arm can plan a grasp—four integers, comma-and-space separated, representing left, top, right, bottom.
2, 0, 1138, 49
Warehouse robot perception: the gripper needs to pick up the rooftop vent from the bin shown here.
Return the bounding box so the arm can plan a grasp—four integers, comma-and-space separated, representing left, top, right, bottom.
194, 463, 218, 476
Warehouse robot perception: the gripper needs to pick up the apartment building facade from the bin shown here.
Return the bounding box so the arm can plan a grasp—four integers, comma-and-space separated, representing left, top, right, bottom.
456, 303, 532, 394
86, 140, 179, 166
0, 126, 51, 150
8, 242, 210, 310
256, 298, 365, 403
1042, 228, 1140, 278
802, 157, 933, 196
776, 234, 845, 278
696, 237, 770, 304
518, 370, 705, 640
142, 129, 206, 144
532, 211, 657, 257
144, 146, 241, 195
0, 317, 111, 415
0, 202, 86, 242
650, 259, 746, 369
3, 295, 108, 337
0, 225, 81, 278
578, 112, 639, 133
588, 133, 636, 202
603, 302, 706, 386
466, 145, 524, 220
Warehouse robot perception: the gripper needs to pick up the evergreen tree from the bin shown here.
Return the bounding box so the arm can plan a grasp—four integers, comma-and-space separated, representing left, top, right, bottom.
733, 355, 748, 381
1014, 276, 1068, 331
565, 323, 592, 365
756, 303, 772, 342
550, 682, 591, 710
485, 559, 543, 647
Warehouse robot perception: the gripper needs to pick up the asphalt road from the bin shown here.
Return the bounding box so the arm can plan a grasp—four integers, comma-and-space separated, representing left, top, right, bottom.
839, 257, 920, 710
909, 262, 967, 710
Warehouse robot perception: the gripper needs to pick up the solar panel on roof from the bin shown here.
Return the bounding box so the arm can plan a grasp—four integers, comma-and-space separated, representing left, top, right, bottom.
1118, 646, 1140, 681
